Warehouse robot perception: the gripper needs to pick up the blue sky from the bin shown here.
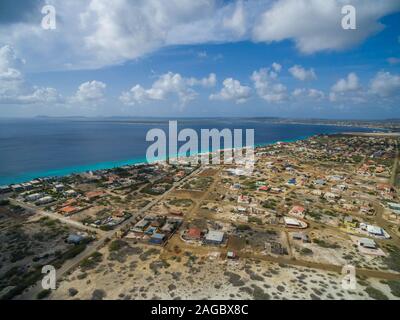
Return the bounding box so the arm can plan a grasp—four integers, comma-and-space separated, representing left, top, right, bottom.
0, 0, 400, 119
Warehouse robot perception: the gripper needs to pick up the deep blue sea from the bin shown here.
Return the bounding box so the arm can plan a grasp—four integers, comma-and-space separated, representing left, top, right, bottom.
0, 118, 375, 185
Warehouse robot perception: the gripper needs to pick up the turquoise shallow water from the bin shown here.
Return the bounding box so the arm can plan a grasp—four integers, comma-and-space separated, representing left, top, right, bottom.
0, 118, 374, 185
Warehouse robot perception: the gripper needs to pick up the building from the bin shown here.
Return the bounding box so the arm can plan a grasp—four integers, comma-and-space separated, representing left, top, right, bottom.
287, 178, 296, 186
36, 196, 54, 205
204, 230, 224, 245
258, 185, 270, 192
54, 184, 65, 192
64, 189, 77, 197
59, 206, 77, 216
185, 227, 202, 241
289, 206, 306, 218
25, 193, 43, 202
366, 225, 384, 237
149, 233, 166, 245
131, 219, 150, 232
358, 238, 377, 250
284, 217, 307, 228
85, 190, 104, 201
237, 195, 250, 204
0, 186, 12, 193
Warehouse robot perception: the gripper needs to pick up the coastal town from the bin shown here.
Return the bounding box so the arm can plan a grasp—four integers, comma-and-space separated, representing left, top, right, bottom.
0, 132, 400, 300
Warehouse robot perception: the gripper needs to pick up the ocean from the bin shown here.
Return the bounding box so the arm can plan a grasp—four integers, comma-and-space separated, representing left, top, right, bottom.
0, 118, 374, 185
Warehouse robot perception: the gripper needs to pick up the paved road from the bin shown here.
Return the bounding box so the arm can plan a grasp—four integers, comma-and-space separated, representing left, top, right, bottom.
16, 166, 201, 300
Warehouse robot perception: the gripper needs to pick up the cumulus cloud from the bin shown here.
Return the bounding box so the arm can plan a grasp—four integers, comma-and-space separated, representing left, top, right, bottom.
251, 65, 287, 103
331, 73, 360, 93
223, 0, 246, 37
252, 0, 400, 54
72, 80, 107, 104
369, 71, 400, 97
120, 72, 216, 106
210, 78, 251, 104
0, 45, 62, 104
289, 65, 316, 81
1, 0, 398, 71
292, 88, 324, 101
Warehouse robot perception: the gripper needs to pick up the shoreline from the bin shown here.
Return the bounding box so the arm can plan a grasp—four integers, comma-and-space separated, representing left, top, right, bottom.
0, 127, 379, 186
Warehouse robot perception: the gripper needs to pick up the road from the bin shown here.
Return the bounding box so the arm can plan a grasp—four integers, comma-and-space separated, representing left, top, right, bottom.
9, 199, 102, 234
16, 166, 201, 300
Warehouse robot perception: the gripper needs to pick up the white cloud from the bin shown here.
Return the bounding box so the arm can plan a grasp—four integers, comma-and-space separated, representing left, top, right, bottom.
331, 73, 360, 93
0, 45, 62, 105
289, 65, 316, 81
308, 88, 325, 100
252, 0, 400, 54
272, 62, 282, 73
120, 72, 216, 106
292, 88, 324, 101
251, 66, 287, 103
1, 0, 398, 71
72, 80, 107, 104
369, 71, 400, 97
223, 0, 246, 37
210, 78, 251, 104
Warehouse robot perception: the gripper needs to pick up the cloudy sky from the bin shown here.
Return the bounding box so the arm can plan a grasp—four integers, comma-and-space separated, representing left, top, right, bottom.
0, 0, 399, 119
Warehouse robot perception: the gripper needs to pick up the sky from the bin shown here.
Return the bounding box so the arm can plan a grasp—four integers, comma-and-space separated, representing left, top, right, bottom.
0, 0, 400, 119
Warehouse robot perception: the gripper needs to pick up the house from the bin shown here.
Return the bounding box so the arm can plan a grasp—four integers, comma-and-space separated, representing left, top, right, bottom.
25, 193, 43, 202
131, 219, 150, 232
270, 187, 283, 194
149, 233, 166, 245
387, 202, 400, 215
161, 222, 175, 233
54, 184, 64, 192
0, 186, 12, 194
144, 226, 158, 235
312, 189, 323, 196
185, 227, 202, 241
313, 179, 326, 186
59, 206, 77, 216
358, 238, 377, 250
85, 190, 104, 201
11, 184, 24, 192
204, 230, 224, 245
366, 225, 384, 237
36, 196, 54, 205
227, 251, 237, 259
230, 183, 241, 190
64, 189, 77, 197
360, 223, 388, 238
284, 217, 302, 228
258, 185, 270, 192
237, 195, 250, 204
289, 206, 306, 218
287, 178, 296, 186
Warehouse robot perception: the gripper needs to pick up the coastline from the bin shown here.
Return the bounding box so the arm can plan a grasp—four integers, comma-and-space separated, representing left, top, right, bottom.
0, 127, 376, 186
